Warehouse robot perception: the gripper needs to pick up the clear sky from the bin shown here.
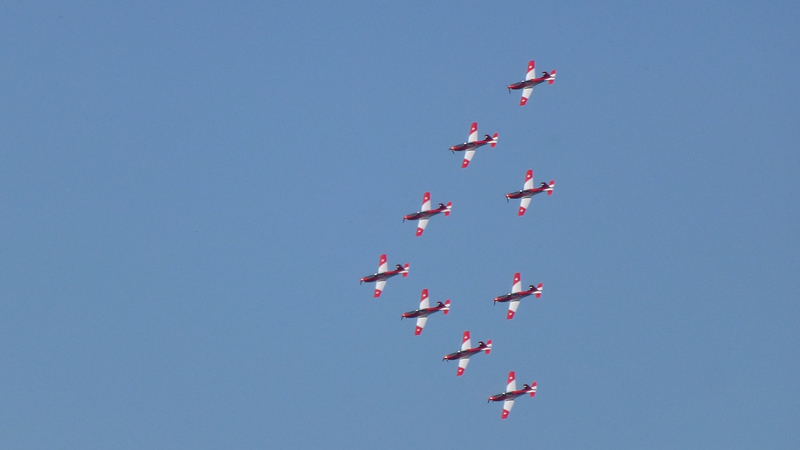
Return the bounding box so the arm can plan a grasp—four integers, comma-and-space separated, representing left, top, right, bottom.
2, 1, 799, 448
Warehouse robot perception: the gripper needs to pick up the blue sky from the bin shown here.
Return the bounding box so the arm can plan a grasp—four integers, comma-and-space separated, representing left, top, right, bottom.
1, 1, 799, 448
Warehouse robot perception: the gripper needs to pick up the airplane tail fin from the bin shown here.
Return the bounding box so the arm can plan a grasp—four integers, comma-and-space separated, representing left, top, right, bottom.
444, 202, 452, 216
443, 299, 450, 315
490, 133, 499, 148
403, 263, 410, 277
485, 339, 492, 354
547, 180, 555, 195
535, 282, 543, 298
549, 70, 556, 84
530, 381, 538, 397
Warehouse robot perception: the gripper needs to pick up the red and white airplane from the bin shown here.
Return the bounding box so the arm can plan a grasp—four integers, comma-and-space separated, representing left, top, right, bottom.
488, 371, 537, 419
401, 288, 450, 335
507, 60, 556, 106
505, 169, 554, 216
403, 192, 451, 237
449, 122, 498, 168
359, 254, 409, 298
443, 331, 492, 376
493, 272, 543, 320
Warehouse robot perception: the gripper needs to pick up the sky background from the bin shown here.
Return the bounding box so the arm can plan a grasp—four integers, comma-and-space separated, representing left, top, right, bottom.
1, 1, 799, 448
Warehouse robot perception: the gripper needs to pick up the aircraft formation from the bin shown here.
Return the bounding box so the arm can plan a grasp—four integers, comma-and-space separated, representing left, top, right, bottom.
359, 60, 557, 419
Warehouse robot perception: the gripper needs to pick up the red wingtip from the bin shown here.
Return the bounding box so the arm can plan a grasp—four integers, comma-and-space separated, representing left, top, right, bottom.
519, 97, 527, 106
374, 290, 381, 298
518, 207, 526, 216
379, 254, 387, 264
403, 263, 410, 276
457, 367, 465, 376
421, 289, 428, 300
461, 159, 470, 168
415, 228, 424, 237
501, 409, 510, 419
470, 122, 478, 133
535, 293, 541, 298
463, 331, 470, 342
527, 60, 534, 72
414, 326, 423, 335
507, 310, 515, 320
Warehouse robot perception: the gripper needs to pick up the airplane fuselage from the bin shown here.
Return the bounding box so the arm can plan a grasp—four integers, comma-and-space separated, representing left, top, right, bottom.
506, 187, 548, 200
494, 290, 537, 303
488, 388, 532, 403
443, 347, 483, 360
360, 269, 403, 283
450, 139, 492, 152
403, 207, 447, 221
402, 306, 444, 319
508, 77, 549, 91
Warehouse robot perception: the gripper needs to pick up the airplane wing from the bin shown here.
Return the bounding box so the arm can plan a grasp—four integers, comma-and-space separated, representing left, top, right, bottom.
374, 280, 386, 298
457, 357, 469, 376
461, 330, 471, 351
461, 149, 476, 168
502, 399, 515, 419
523, 170, 534, 190
468, 122, 478, 143
525, 61, 535, 81
416, 217, 429, 237
519, 196, 532, 216
507, 371, 517, 392
520, 86, 533, 106
421, 192, 431, 212
512, 273, 522, 293
419, 288, 430, 309
378, 254, 388, 274
414, 316, 428, 335
507, 300, 520, 320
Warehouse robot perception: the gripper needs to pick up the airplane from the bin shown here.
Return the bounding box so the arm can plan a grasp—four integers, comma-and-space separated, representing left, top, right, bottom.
505, 169, 554, 216
403, 192, 451, 237
359, 254, 409, 298
401, 288, 450, 335
443, 330, 492, 376
507, 60, 556, 106
493, 272, 543, 320
488, 371, 537, 419
449, 122, 498, 168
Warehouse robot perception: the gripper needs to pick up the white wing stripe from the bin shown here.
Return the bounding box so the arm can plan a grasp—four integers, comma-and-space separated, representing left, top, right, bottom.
522, 86, 533, 102
520, 196, 532, 213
